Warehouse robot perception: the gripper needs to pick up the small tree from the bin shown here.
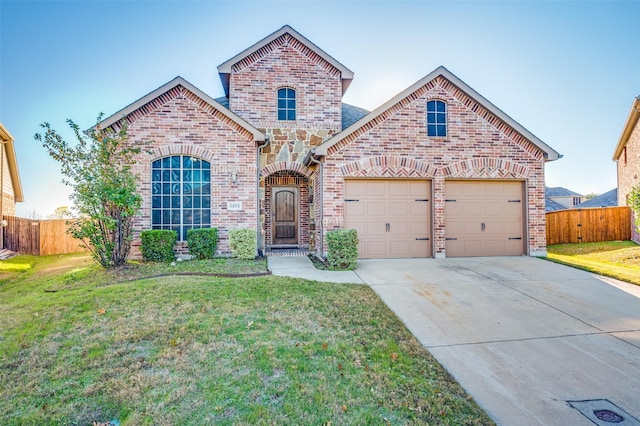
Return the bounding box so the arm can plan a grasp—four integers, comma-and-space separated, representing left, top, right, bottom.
48, 205, 74, 219
629, 184, 640, 235
35, 115, 144, 268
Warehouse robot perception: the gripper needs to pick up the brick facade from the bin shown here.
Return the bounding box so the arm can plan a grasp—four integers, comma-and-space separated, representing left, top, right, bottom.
100, 25, 557, 258
109, 85, 258, 257
321, 75, 548, 257
615, 99, 640, 243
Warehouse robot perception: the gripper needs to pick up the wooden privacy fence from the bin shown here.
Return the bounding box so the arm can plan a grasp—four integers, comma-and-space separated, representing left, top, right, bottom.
546, 206, 631, 245
3, 216, 89, 255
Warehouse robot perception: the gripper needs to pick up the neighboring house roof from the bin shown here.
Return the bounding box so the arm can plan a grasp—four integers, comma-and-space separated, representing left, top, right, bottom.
545, 198, 566, 212
0, 123, 24, 203
94, 77, 265, 142
312, 66, 561, 161
545, 186, 583, 197
575, 188, 618, 208
612, 95, 640, 161
217, 25, 355, 98
215, 97, 368, 131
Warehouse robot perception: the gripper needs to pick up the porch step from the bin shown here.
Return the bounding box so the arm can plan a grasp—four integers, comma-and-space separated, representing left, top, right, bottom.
266, 247, 309, 257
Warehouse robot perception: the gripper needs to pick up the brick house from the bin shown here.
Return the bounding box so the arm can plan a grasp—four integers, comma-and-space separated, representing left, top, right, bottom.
612, 95, 640, 243
97, 25, 560, 258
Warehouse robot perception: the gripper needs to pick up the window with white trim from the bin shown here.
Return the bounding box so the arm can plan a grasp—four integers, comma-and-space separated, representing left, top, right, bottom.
151, 155, 211, 241
277, 87, 296, 120
427, 100, 447, 137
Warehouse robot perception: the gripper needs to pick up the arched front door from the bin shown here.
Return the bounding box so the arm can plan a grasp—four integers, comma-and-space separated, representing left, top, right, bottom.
272, 187, 298, 245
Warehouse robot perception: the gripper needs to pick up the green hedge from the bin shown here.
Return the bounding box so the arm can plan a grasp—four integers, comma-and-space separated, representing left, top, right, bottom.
326, 229, 359, 270
229, 228, 256, 260
141, 229, 177, 263
187, 228, 218, 259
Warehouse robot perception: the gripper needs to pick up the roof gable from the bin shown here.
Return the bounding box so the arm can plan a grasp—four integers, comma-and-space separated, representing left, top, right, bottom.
217, 25, 354, 97
95, 77, 264, 142
0, 123, 24, 203
313, 66, 560, 161
612, 96, 640, 161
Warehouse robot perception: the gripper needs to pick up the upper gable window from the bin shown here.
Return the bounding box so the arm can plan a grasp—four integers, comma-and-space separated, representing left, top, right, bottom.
277, 88, 296, 121
427, 100, 447, 137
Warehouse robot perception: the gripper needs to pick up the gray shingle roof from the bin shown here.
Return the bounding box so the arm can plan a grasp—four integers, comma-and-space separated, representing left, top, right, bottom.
576, 188, 618, 208
545, 198, 566, 212
213, 97, 369, 131
545, 186, 583, 197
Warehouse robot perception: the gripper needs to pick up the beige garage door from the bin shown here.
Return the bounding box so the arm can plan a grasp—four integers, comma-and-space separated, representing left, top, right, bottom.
344, 180, 431, 259
445, 181, 524, 257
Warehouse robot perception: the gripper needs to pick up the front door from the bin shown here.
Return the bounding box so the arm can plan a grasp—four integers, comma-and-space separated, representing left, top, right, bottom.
272, 187, 298, 245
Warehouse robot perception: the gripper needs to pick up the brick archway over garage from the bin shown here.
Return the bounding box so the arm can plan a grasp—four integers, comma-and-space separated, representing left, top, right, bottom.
340, 156, 438, 178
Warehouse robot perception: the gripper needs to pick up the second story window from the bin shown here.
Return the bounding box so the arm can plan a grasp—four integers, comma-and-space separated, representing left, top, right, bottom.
427, 100, 447, 137
277, 88, 296, 121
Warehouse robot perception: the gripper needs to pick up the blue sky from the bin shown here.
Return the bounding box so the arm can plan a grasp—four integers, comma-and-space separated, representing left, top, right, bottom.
1, 0, 639, 217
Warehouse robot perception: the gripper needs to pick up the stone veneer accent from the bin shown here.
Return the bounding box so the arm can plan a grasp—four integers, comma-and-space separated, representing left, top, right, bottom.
321, 76, 547, 257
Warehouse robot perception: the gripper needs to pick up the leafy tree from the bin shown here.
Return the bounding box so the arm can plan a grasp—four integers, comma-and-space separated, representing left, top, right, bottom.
629, 184, 640, 235
35, 115, 144, 268
48, 205, 74, 219
582, 193, 598, 201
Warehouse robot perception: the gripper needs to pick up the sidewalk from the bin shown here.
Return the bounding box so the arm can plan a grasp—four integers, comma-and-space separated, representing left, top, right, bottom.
267, 255, 364, 284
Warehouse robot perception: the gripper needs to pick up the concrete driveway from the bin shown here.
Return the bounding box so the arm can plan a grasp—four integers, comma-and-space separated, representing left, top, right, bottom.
356, 257, 640, 426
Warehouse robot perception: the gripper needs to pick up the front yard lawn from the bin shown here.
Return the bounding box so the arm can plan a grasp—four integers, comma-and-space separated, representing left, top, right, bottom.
0, 254, 492, 425
546, 241, 640, 286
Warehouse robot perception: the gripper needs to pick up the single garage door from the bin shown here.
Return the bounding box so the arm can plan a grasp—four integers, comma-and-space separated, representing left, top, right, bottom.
445, 181, 524, 257
344, 180, 432, 259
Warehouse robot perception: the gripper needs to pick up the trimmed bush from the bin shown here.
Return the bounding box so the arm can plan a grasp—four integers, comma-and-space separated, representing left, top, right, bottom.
229, 228, 256, 260
326, 229, 359, 270
141, 229, 177, 263
187, 228, 218, 259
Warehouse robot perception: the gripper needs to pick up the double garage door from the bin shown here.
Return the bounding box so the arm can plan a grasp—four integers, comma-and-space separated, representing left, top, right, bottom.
344, 179, 524, 258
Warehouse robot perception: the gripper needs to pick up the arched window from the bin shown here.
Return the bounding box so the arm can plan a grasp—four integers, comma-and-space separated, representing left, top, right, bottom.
427, 100, 447, 137
277, 87, 296, 121
151, 155, 211, 241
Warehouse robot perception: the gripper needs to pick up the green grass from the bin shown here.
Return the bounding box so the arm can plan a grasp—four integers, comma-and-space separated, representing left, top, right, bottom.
0, 254, 492, 425
546, 241, 640, 285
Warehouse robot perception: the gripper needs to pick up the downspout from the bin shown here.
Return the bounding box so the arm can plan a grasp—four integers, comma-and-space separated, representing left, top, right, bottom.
307, 148, 323, 258
256, 134, 270, 257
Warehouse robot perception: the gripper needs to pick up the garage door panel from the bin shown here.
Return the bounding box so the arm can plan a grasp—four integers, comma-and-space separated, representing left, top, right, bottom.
345, 202, 365, 216
345, 181, 366, 197
366, 182, 386, 196
445, 181, 524, 257
366, 241, 388, 256
388, 181, 410, 196
366, 221, 387, 236
389, 202, 409, 216
463, 201, 483, 215
410, 221, 429, 235
409, 183, 429, 197
345, 180, 432, 259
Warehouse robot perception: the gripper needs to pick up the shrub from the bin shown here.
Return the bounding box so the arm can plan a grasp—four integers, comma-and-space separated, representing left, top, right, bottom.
229, 228, 256, 260
187, 228, 219, 259
326, 229, 358, 270
141, 230, 177, 263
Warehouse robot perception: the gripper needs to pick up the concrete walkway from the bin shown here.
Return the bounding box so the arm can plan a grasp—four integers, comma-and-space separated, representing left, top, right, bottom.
268, 255, 640, 426
267, 255, 364, 284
